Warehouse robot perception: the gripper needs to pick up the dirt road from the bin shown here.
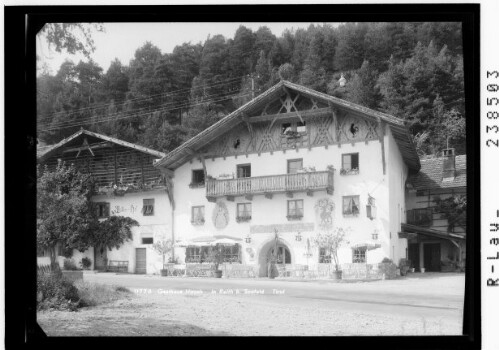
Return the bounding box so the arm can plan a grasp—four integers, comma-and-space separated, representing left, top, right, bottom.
37, 272, 464, 336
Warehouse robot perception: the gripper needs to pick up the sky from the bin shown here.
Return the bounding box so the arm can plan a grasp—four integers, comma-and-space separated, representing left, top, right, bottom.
36, 22, 332, 75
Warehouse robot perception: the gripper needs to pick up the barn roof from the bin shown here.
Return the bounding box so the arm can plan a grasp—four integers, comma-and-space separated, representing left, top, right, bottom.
407, 155, 466, 190
37, 129, 166, 162
154, 80, 420, 171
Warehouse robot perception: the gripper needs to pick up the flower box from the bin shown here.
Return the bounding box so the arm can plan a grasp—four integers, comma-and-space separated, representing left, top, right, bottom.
340, 168, 359, 176
191, 219, 205, 226
286, 215, 303, 221
236, 216, 251, 223
189, 182, 205, 188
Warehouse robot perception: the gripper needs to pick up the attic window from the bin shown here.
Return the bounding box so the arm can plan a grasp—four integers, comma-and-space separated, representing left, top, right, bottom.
142, 198, 154, 216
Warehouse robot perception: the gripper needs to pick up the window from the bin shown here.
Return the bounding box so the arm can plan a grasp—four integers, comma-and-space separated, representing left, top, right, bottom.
342, 196, 360, 216
281, 123, 293, 135
296, 121, 306, 133
287, 159, 303, 174
222, 245, 241, 263
341, 153, 359, 174
281, 121, 307, 135
142, 198, 154, 216
142, 237, 153, 244
190, 169, 205, 187
236, 203, 252, 222
237, 164, 251, 178
96, 202, 110, 218
353, 248, 366, 263
416, 190, 428, 197
186, 246, 202, 263
319, 248, 331, 263
287, 199, 304, 219
191, 206, 205, 225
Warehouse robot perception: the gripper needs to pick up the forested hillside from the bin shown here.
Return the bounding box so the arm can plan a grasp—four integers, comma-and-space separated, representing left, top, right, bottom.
37, 22, 466, 156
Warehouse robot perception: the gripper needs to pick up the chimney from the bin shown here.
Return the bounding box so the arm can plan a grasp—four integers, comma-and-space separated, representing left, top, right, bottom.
442, 148, 456, 181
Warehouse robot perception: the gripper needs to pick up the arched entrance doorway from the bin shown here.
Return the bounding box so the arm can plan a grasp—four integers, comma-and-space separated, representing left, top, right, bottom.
257, 239, 293, 277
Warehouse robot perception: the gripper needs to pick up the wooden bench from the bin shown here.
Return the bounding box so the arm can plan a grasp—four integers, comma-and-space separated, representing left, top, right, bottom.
107, 260, 129, 273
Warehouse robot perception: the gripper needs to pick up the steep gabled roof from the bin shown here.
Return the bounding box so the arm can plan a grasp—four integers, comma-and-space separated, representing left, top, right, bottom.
155, 80, 420, 171
37, 129, 166, 162
407, 155, 466, 190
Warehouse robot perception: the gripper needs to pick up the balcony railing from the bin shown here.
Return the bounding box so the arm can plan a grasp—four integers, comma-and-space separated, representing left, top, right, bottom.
406, 208, 433, 227
206, 170, 334, 199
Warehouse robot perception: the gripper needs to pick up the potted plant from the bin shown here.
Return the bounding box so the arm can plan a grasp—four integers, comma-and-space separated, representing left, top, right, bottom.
399, 258, 411, 276
80, 257, 92, 270
206, 245, 224, 278
312, 227, 350, 280
152, 239, 173, 276
267, 251, 279, 279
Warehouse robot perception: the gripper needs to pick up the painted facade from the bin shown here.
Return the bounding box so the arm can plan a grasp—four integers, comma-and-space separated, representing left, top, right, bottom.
158, 81, 421, 276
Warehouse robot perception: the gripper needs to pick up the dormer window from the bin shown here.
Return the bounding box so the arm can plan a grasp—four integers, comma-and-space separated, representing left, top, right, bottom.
190, 169, 205, 188
281, 121, 307, 136
341, 153, 359, 175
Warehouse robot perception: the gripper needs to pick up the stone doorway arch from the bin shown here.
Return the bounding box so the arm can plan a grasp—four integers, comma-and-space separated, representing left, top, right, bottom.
256, 238, 294, 277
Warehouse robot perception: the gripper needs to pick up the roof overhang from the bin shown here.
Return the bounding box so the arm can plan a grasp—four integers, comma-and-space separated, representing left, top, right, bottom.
155, 80, 421, 172
37, 129, 166, 163
400, 223, 466, 242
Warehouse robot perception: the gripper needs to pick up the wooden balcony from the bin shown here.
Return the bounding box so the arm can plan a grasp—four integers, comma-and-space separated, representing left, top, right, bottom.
206, 171, 334, 201
406, 208, 433, 227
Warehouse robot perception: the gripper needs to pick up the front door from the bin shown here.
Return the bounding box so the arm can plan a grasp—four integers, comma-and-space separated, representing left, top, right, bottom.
423, 243, 441, 272
94, 246, 107, 271
268, 245, 291, 265
408, 243, 419, 270
136, 248, 147, 274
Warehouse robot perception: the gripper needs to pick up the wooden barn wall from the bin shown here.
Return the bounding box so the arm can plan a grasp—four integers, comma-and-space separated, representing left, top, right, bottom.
40, 145, 162, 188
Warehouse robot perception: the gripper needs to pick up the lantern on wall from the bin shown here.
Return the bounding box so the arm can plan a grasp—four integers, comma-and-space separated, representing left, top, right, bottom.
295, 231, 302, 242
372, 230, 379, 241
245, 234, 252, 244
366, 195, 376, 220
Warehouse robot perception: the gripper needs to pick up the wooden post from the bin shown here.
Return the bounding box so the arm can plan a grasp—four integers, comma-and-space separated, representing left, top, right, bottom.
113, 146, 118, 185
378, 120, 386, 175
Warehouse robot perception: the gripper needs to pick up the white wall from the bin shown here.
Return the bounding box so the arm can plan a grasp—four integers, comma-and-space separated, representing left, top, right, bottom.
386, 127, 409, 265
91, 189, 172, 274
173, 137, 398, 268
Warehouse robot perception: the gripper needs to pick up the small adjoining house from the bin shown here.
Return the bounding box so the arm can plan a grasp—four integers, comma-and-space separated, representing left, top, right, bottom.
37, 129, 172, 274
154, 80, 422, 278
403, 149, 466, 272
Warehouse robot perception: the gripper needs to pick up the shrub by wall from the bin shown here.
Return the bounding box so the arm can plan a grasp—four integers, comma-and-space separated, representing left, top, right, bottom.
37, 272, 80, 311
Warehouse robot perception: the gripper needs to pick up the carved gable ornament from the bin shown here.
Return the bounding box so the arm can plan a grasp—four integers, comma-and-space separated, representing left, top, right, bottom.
315, 198, 335, 230
212, 201, 230, 229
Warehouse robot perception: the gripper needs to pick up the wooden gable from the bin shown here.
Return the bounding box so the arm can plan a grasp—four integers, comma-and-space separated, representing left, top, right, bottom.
201, 87, 382, 159
38, 130, 166, 194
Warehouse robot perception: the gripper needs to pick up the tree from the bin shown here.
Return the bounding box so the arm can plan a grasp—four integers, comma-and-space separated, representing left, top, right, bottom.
434, 195, 466, 233
334, 23, 368, 71
152, 239, 174, 269
345, 60, 382, 109
91, 216, 138, 253
312, 227, 350, 272
37, 161, 96, 266
37, 161, 138, 266
39, 23, 105, 58
277, 63, 295, 81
